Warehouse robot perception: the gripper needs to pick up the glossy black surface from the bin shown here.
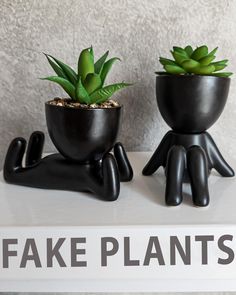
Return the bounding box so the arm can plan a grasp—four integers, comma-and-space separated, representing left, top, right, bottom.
165, 145, 185, 206
45, 103, 122, 163
143, 131, 234, 207
156, 75, 230, 133
114, 142, 133, 181
4, 132, 133, 201
187, 146, 209, 207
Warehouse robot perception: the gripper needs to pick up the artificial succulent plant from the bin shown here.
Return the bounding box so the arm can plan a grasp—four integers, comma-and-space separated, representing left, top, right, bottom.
42, 47, 131, 104
157, 45, 232, 77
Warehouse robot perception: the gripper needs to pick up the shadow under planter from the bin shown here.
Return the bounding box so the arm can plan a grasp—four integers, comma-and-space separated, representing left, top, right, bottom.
143, 75, 234, 207
4, 103, 133, 201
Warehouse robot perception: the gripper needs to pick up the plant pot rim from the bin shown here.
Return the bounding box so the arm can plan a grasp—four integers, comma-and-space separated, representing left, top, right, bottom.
45, 100, 123, 111
156, 74, 230, 81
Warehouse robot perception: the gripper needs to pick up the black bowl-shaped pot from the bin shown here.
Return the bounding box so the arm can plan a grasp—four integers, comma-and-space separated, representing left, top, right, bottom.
45, 102, 122, 163
156, 75, 230, 133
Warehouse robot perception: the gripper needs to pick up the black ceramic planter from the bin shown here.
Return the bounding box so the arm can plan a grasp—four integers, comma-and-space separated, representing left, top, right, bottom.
143, 75, 234, 207
156, 75, 230, 133
4, 103, 133, 201
45, 102, 122, 163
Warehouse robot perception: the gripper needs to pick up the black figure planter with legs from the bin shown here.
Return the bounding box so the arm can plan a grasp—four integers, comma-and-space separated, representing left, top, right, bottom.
4, 104, 133, 201
143, 75, 234, 207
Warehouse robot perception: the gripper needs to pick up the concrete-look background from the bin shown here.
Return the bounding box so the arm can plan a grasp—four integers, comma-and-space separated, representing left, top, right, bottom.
0, 0, 236, 294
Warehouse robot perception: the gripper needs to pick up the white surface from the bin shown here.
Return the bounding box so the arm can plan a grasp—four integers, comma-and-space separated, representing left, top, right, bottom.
0, 152, 235, 227
0, 152, 236, 293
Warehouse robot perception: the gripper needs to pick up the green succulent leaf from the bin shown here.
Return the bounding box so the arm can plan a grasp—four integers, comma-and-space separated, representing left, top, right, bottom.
164, 64, 186, 74
192, 64, 215, 75
75, 77, 91, 104
173, 46, 188, 57
181, 59, 200, 71
100, 57, 121, 86
42, 47, 132, 105
46, 54, 77, 85
171, 51, 188, 65
89, 46, 94, 60
90, 82, 131, 104
83, 73, 102, 94
159, 57, 177, 66
173, 46, 184, 51
94, 50, 109, 74
41, 76, 76, 100
213, 64, 227, 71
158, 45, 232, 77
208, 47, 218, 56
191, 45, 208, 60
212, 59, 228, 65
211, 72, 233, 77
211, 60, 228, 71
43, 53, 68, 80
199, 55, 216, 66
184, 45, 193, 57
78, 48, 95, 82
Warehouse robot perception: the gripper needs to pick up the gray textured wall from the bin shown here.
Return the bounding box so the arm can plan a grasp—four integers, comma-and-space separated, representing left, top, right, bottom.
0, 0, 236, 294
1, 0, 236, 169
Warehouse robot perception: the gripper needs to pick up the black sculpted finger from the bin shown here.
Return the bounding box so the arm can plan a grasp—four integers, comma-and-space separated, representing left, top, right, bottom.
26, 131, 45, 166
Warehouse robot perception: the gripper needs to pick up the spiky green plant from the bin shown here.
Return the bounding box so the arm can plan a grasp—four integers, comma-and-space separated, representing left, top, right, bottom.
41, 47, 131, 104
157, 45, 233, 77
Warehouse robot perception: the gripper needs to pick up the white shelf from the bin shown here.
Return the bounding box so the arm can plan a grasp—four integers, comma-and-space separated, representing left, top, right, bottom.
0, 152, 236, 292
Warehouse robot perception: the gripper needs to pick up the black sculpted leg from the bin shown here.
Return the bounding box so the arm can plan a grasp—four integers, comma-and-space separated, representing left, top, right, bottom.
165, 145, 185, 206
25, 131, 45, 166
100, 153, 120, 201
113, 142, 133, 181
142, 131, 172, 176
187, 146, 209, 207
206, 133, 234, 177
